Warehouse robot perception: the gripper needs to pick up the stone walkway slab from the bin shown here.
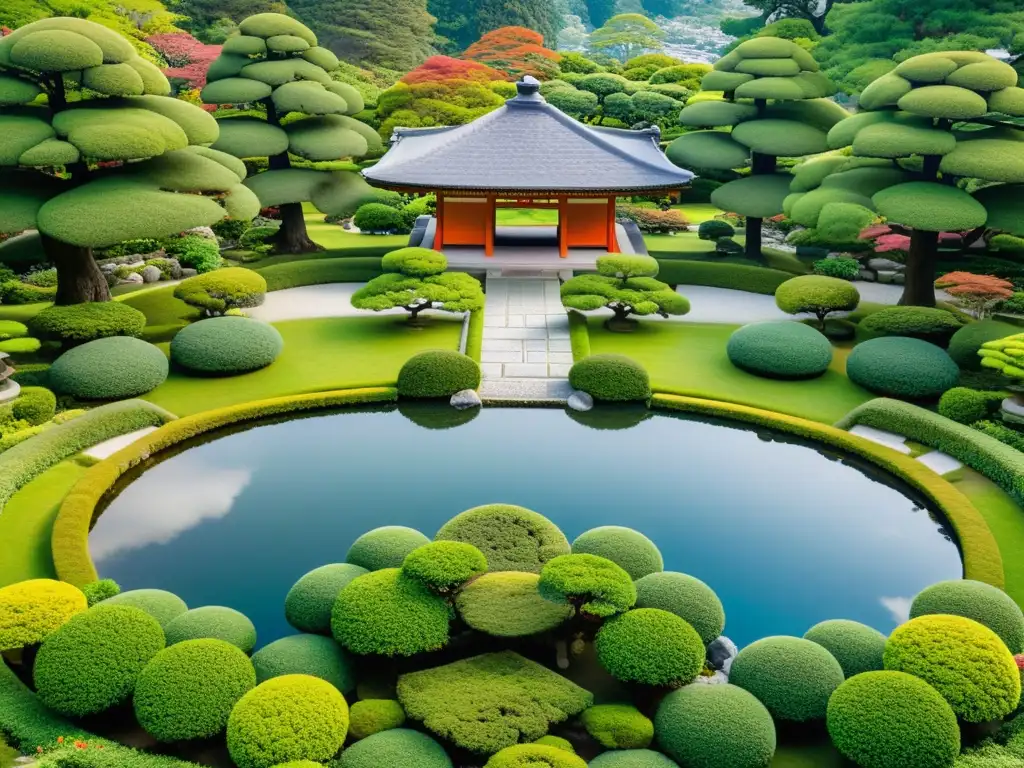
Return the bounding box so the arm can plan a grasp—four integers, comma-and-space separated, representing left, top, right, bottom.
915, 450, 963, 475
849, 425, 912, 454
479, 378, 573, 402
248, 283, 400, 322
84, 427, 159, 460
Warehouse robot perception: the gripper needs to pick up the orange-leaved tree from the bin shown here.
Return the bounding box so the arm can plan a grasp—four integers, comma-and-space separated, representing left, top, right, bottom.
463, 27, 561, 80
935, 272, 1014, 318
400, 55, 509, 84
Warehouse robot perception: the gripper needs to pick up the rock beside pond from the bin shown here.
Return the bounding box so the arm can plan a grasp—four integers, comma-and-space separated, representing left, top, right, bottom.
451, 389, 482, 410
120, 272, 144, 284
141, 265, 162, 283
867, 258, 904, 272
693, 670, 730, 685
707, 635, 738, 670
567, 391, 593, 412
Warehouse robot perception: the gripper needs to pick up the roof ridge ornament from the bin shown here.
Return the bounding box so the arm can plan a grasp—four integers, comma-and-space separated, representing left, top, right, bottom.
508, 75, 544, 106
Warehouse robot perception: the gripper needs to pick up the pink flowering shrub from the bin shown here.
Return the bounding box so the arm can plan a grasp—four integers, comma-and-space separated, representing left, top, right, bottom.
147, 33, 221, 89
874, 233, 911, 253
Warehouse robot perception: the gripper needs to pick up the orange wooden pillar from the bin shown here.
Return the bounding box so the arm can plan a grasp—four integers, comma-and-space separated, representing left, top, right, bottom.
484, 195, 496, 257
434, 194, 445, 250
606, 197, 618, 252
558, 196, 569, 258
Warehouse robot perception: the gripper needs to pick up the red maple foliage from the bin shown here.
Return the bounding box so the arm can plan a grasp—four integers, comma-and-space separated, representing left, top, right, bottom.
1, 26, 11, 36
401, 55, 508, 84
147, 32, 221, 90
935, 271, 1014, 317
463, 26, 561, 80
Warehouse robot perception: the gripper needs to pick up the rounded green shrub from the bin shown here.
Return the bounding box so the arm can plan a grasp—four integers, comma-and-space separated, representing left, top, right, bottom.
455, 571, 572, 637
134, 638, 256, 742
633, 571, 725, 646
698, 219, 735, 241
396, 350, 480, 398
948, 319, 1019, 370
826, 671, 959, 768
346, 526, 431, 571
937, 387, 1002, 425
910, 580, 1024, 654
170, 316, 283, 374
0, 320, 28, 341
435, 504, 570, 573
654, 684, 776, 768
164, 606, 257, 653
590, 750, 680, 768
533, 736, 574, 753
813, 258, 860, 280
803, 620, 887, 678
728, 636, 844, 722
859, 306, 964, 346
381, 247, 446, 277
485, 744, 586, 768
10, 386, 56, 425
34, 604, 165, 716
884, 614, 1020, 722
775, 275, 860, 323
581, 703, 653, 749
596, 608, 704, 687
727, 321, 833, 379
285, 564, 368, 634
335, 728, 452, 768
173, 267, 267, 315
103, 588, 187, 628
227, 674, 349, 768
348, 699, 406, 740
354, 203, 407, 233
48, 336, 168, 399
80, 578, 120, 606
846, 337, 960, 399
251, 634, 355, 693
30, 301, 146, 344
538, 553, 637, 618
331, 568, 449, 656
402, 541, 487, 590
568, 354, 650, 401
571, 526, 663, 580
0, 578, 87, 651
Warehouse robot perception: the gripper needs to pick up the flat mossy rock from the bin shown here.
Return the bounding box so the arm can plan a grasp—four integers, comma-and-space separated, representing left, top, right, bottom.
872, 182, 987, 232
455, 571, 572, 637
666, 131, 750, 171
730, 119, 828, 157
712, 174, 804, 219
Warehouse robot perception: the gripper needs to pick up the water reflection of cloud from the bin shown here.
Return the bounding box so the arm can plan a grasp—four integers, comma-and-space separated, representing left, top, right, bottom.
91, 463, 252, 562
880, 596, 912, 624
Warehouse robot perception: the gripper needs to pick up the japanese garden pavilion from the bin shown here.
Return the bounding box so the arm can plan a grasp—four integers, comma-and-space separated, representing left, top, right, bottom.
362, 76, 695, 259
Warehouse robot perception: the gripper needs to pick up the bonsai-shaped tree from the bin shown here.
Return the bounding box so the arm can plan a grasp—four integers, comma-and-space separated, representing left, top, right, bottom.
0, 19, 258, 304
820, 51, 1024, 306
201, 13, 381, 254
775, 275, 860, 330
560, 255, 689, 331
587, 14, 665, 63
351, 247, 484, 323
538, 554, 637, 619
665, 37, 846, 260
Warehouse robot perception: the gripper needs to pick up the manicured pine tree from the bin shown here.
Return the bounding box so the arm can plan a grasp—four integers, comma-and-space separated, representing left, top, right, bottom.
665, 36, 846, 261
0, 18, 257, 304
820, 51, 1024, 306
201, 13, 381, 254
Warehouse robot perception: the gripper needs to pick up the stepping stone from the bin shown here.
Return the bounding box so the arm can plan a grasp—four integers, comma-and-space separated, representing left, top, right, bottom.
84, 427, 159, 460
849, 425, 912, 454
915, 451, 962, 475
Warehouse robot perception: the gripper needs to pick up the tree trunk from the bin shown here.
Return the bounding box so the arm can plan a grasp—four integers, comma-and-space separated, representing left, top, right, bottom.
43, 234, 111, 304
745, 216, 763, 261
899, 230, 939, 307
272, 201, 321, 254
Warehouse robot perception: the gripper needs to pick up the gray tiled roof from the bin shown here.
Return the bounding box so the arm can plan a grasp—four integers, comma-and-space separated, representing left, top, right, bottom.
362, 78, 694, 193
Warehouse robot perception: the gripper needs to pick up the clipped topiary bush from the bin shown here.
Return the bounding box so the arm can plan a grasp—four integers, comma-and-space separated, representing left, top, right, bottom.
30, 302, 147, 345
774, 275, 860, 328
884, 614, 1020, 722
174, 267, 268, 316
402, 541, 487, 591
284, 564, 368, 634
164, 606, 257, 653
581, 703, 654, 749
335, 728, 452, 768
948, 319, 1019, 370
859, 306, 964, 346
538, 553, 637, 618
0, 578, 87, 651
727, 321, 833, 379
80, 578, 120, 607
533, 736, 575, 753
570, 526, 663, 580
728, 636, 844, 722
485, 744, 586, 768
654, 684, 776, 768
826, 671, 959, 768
590, 751, 680, 768
698, 219, 736, 241
568, 354, 650, 402
435, 504, 570, 573
348, 699, 406, 740
10, 387, 56, 426
813, 257, 860, 280
803, 619, 887, 678
396, 350, 480, 398
633, 571, 725, 646
596, 608, 705, 687
846, 337, 960, 399
227, 674, 349, 768
331, 568, 449, 656
354, 203, 409, 234
937, 387, 1003, 425
134, 638, 257, 742
48, 336, 169, 399
346, 526, 431, 571
34, 604, 165, 716
170, 316, 283, 375
251, 634, 355, 693
455, 571, 573, 637
910, 580, 1024, 654
103, 588, 188, 628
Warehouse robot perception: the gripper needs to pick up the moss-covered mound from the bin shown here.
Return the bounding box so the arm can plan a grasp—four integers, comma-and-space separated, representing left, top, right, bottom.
909, 579, 1024, 654
803, 620, 887, 678
596, 608, 705, 687
589, 751, 680, 768
728, 636, 844, 722
568, 354, 650, 401
633, 571, 725, 646
103, 588, 188, 629
435, 504, 570, 573
826, 671, 959, 768
348, 699, 406, 740
581, 703, 654, 749
571, 526, 663, 580
336, 728, 452, 768
538, 553, 637, 618
284, 564, 368, 635
402, 541, 487, 590
397, 350, 480, 398
455, 571, 572, 637
727, 320, 833, 379
34, 604, 165, 716
170, 316, 283, 374
227, 674, 349, 768
947, 319, 1019, 370
48, 336, 168, 399
30, 301, 146, 344
654, 684, 776, 768
346, 526, 431, 571
0, 579, 87, 651
331, 568, 450, 656
134, 638, 256, 742
484, 744, 587, 768
164, 605, 257, 653
883, 614, 1020, 722
251, 634, 355, 693
846, 337, 959, 399
533, 736, 575, 753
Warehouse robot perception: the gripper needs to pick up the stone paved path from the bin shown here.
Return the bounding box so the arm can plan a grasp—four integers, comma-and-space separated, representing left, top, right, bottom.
848, 424, 963, 475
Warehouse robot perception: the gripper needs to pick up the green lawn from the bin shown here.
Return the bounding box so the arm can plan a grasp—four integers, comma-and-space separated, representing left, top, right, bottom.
307, 213, 408, 252
496, 208, 559, 226
143, 315, 463, 416
586, 319, 872, 424
0, 301, 48, 324
673, 202, 726, 223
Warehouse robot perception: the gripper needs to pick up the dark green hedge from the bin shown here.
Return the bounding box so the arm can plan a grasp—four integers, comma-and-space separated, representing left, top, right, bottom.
595, 608, 704, 687
538, 553, 637, 619
633, 571, 725, 646
653, 261, 792, 295
170, 316, 283, 374
103, 589, 188, 629
570, 526, 663, 580
164, 606, 257, 653
568, 354, 650, 402
435, 504, 570, 573
251, 633, 355, 693
846, 337, 959, 399
49, 336, 168, 399
348, 699, 406, 740
401, 541, 487, 590
396, 350, 480, 399
335, 728, 452, 768
30, 302, 147, 344
937, 387, 1003, 425
910, 579, 1024, 654
455, 571, 572, 637
858, 306, 964, 346
727, 321, 832, 379
346, 526, 431, 571
581, 703, 653, 749
284, 563, 368, 634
